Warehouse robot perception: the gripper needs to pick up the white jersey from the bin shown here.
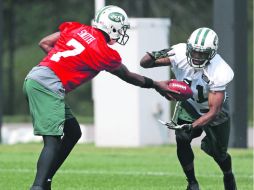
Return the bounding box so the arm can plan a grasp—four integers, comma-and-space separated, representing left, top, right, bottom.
168, 43, 234, 123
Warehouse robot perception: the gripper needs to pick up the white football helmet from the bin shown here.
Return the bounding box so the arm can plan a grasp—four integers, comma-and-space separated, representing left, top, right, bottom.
92, 5, 130, 45
186, 27, 218, 69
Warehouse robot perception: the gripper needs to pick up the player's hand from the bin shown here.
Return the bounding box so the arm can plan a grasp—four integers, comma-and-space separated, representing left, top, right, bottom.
178, 124, 192, 131
140, 51, 171, 68
171, 123, 192, 132
158, 119, 192, 131
147, 48, 171, 60
154, 80, 177, 101
156, 88, 177, 101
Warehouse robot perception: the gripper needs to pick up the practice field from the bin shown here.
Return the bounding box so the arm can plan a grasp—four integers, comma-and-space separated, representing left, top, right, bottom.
0, 144, 253, 190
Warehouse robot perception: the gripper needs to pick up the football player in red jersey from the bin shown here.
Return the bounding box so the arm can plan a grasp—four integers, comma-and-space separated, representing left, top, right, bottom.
23, 5, 172, 190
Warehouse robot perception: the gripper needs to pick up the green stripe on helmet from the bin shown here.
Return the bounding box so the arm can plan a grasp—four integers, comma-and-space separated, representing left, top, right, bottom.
194, 28, 203, 44
201, 28, 211, 46
96, 5, 113, 23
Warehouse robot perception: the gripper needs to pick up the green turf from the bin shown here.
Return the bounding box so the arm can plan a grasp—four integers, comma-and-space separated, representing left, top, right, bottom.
0, 143, 253, 190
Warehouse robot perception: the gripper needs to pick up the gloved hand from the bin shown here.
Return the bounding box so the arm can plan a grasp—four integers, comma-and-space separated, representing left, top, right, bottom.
147, 48, 171, 60
179, 124, 192, 131
158, 120, 192, 131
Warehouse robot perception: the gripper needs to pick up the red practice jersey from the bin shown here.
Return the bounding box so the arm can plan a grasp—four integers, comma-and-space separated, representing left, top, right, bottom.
39, 22, 122, 92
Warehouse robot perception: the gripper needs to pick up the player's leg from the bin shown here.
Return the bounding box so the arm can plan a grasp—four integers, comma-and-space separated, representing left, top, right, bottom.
47, 117, 82, 183
31, 136, 61, 190
202, 119, 237, 190
174, 102, 202, 189
175, 119, 203, 190
24, 79, 66, 190
215, 154, 237, 190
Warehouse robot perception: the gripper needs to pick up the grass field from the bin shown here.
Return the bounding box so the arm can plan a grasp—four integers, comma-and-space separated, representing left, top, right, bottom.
0, 143, 253, 190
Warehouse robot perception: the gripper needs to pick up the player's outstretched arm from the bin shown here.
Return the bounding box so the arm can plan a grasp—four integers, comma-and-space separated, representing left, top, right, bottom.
109, 64, 174, 100
110, 64, 155, 87
39, 32, 60, 54
140, 49, 172, 68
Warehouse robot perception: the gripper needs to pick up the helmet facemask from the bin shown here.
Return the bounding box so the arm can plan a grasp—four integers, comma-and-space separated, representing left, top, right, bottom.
116, 25, 130, 45
186, 43, 216, 69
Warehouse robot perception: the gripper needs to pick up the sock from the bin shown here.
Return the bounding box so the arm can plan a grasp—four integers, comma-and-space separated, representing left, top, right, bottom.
176, 130, 197, 183
32, 136, 61, 188
183, 162, 197, 182
48, 118, 82, 179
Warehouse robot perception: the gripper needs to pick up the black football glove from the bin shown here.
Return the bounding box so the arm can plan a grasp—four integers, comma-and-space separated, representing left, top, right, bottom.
158, 120, 192, 131
147, 48, 172, 60
178, 124, 192, 132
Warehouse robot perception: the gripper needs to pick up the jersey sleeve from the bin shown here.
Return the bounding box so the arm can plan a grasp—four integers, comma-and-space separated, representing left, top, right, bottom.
206, 55, 234, 91
169, 43, 188, 69
169, 43, 191, 80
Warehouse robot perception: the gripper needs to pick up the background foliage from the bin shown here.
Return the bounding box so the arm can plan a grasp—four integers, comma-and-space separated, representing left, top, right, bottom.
1, 0, 253, 123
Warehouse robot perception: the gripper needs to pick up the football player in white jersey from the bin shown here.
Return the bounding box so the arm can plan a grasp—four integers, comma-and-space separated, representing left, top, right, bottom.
140, 27, 237, 190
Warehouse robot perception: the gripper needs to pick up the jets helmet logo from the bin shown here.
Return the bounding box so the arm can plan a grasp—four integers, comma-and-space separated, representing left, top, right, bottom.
108, 12, 125, 23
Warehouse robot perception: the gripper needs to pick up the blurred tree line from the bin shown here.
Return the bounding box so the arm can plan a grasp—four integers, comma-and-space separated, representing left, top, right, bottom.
1, 0, 253, 122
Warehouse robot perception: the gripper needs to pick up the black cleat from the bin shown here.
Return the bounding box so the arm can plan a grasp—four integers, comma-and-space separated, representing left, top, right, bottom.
186, 180, 200, 190
223, 173, 237, 190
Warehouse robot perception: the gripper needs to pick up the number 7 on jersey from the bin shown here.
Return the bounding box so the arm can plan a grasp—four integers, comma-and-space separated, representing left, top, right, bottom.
50, 38, 85, 62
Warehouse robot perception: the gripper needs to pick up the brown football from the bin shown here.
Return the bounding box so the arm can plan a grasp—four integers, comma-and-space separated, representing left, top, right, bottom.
168, 79, 193, 101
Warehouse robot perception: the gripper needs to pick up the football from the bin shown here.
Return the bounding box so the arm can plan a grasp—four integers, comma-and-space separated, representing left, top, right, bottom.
167, 79, 193, 101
